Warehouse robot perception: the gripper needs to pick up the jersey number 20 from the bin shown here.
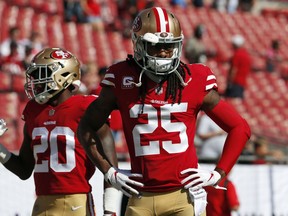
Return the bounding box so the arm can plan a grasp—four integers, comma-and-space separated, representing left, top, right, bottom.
32, 126, 76, 173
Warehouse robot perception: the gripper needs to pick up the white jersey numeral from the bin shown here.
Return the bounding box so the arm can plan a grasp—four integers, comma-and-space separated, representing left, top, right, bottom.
32, 126, 76, 173
130, 103, 189, 156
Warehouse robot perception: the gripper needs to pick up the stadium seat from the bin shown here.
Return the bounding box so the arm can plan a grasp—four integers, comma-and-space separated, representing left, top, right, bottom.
46, 15, 64, 47
0, 117, 20, 152
11, 74, 26, 93
10, 0, 28, 7
0, 1, 7, 40
92, 31, 112, 67
62, 22, 79, 56
0, 72, 12, 91
17, 7, 34, 39
76, 24, 96, 63
0, 92, 19, 119
107, 31, 127, 61
0, 5, 19, 42
2, 0, 288, 149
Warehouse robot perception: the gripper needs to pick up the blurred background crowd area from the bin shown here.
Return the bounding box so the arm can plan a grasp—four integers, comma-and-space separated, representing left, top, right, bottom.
0, 0, 288, 164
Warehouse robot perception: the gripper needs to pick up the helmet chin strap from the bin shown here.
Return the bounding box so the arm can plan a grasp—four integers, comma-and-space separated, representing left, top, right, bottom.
130, 68, 145, 87
174, 70, 192, 87
131, 68, 191, 88
132, 57, 191, 87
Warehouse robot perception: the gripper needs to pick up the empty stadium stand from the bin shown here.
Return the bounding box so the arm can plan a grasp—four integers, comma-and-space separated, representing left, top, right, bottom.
1, 0, 288, 152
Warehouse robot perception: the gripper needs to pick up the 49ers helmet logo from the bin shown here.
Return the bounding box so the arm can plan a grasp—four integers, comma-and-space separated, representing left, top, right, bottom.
132, 16, 142, 32
50, 50, 72, 59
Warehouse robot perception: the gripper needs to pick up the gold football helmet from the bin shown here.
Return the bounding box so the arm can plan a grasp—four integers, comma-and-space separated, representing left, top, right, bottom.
132, 7, 184, 76
25, 47, 81, 104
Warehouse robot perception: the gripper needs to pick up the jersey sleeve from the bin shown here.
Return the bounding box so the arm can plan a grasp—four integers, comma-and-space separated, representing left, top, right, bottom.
82, 95, 112, 125
187, 63, 218, 96
100, 66, 116, 88
100, 60, 133, 90
203, 64, 218, 92
80, 95, 98, 109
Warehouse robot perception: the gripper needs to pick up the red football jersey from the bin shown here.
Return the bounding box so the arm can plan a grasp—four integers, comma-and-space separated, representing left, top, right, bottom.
22, 95, 97, 195
101, 60, 218, 192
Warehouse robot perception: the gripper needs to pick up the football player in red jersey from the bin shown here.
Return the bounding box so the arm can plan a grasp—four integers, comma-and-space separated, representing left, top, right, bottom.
77, 7, 251, 216
0, 48, 118, 216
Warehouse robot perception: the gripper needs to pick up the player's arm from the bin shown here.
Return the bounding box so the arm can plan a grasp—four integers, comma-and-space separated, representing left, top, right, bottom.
78, 86, 117, 173
181, 90, 250, 191
0, 122, 35, 180
202, 90, 251, 176
78, 87, 144, 200
79, 87, 121, 215
92, 121, 121, 215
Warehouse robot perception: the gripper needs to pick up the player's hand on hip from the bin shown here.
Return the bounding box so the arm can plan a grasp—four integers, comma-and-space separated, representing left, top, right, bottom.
104, 167, 144, 197
0, 119, 8, 137
180, 168, 225, 191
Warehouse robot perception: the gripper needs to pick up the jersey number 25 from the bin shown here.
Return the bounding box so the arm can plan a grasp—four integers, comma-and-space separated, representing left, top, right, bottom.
130, 103, 189, 156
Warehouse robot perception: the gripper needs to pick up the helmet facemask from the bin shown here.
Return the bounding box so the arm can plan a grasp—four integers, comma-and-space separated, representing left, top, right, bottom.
25, 63, 62, 104
24, 48, 81, 104
133, 32, 183, 76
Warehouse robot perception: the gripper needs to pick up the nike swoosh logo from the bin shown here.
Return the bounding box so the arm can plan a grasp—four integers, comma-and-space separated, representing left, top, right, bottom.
208, 173, 214, 181
71, 206, 83, 211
